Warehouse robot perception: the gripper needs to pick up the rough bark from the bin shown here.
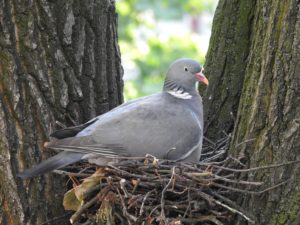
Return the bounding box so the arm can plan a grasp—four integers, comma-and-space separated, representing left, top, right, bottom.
0, 0, 123, 224
201, 0, 255, 140
204, 0, 300, 224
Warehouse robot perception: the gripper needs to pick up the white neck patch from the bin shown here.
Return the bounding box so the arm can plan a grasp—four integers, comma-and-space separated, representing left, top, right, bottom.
167, 89, 192, 99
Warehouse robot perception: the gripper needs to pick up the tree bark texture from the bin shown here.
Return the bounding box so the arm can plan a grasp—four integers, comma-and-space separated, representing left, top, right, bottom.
204, 0, 300, 224
0, 0, 123, 224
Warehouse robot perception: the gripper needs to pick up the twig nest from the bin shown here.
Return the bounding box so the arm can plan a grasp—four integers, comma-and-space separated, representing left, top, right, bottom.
59, 137, 297, 225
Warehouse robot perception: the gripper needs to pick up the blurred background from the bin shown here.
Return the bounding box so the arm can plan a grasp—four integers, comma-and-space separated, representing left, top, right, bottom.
116, 0, 218, 100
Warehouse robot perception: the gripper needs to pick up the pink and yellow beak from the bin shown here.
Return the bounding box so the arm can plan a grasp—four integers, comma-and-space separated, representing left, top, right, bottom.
195, 68, 209, 85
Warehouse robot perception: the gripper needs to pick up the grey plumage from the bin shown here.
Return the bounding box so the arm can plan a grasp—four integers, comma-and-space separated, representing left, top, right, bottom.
18, 58, 208, 178
18, 151, 84, 178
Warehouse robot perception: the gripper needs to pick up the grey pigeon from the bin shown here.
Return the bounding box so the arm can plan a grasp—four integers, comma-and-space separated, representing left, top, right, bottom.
18, 58, 208, 178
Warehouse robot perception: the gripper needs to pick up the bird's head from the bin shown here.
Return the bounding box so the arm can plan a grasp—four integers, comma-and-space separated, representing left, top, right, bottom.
164, 58, 208, 92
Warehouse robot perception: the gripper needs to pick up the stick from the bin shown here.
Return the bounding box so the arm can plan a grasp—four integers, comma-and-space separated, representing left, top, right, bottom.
53, 170, 90, 177
116, 188, 137, 224
159, 166, 176, 222
204, 159, 300, 173
140, 191, 153, 216
199, 192, 255, 224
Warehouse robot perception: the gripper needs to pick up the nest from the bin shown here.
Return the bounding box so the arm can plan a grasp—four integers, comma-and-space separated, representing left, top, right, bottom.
47, 135, 296, 225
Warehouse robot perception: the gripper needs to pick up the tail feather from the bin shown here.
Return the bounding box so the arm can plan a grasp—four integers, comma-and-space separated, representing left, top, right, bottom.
17, 151, 84, 179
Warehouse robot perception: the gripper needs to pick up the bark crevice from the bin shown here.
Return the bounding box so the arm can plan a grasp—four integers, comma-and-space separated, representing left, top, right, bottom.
0, 0, 123, 224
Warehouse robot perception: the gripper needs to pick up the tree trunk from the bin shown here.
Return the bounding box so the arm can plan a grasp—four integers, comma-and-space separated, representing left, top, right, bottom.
0, 0, 123, 224
204, 0, 300, 224
202, 0, 255, 140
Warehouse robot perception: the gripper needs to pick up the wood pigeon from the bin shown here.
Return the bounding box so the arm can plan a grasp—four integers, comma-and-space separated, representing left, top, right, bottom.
18, 58, 208, 178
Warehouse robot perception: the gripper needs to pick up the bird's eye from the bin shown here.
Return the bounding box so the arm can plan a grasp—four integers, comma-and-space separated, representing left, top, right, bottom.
184, 67, 188, 72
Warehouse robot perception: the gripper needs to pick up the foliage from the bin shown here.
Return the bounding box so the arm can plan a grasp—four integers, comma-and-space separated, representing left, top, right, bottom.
116, 0, 217, 100
125, 37, 205, 99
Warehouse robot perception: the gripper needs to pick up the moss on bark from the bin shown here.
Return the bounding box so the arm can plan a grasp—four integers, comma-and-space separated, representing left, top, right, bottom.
205, 0, 300, 224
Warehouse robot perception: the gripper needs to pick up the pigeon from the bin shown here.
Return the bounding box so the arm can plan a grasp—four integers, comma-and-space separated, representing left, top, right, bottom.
18, 58, 208, 178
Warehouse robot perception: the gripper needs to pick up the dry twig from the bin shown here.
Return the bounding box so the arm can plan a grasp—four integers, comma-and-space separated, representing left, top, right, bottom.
56, 135, 299, 225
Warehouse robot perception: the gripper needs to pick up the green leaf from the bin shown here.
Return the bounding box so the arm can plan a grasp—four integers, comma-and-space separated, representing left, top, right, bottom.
63, 189, 81, 211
